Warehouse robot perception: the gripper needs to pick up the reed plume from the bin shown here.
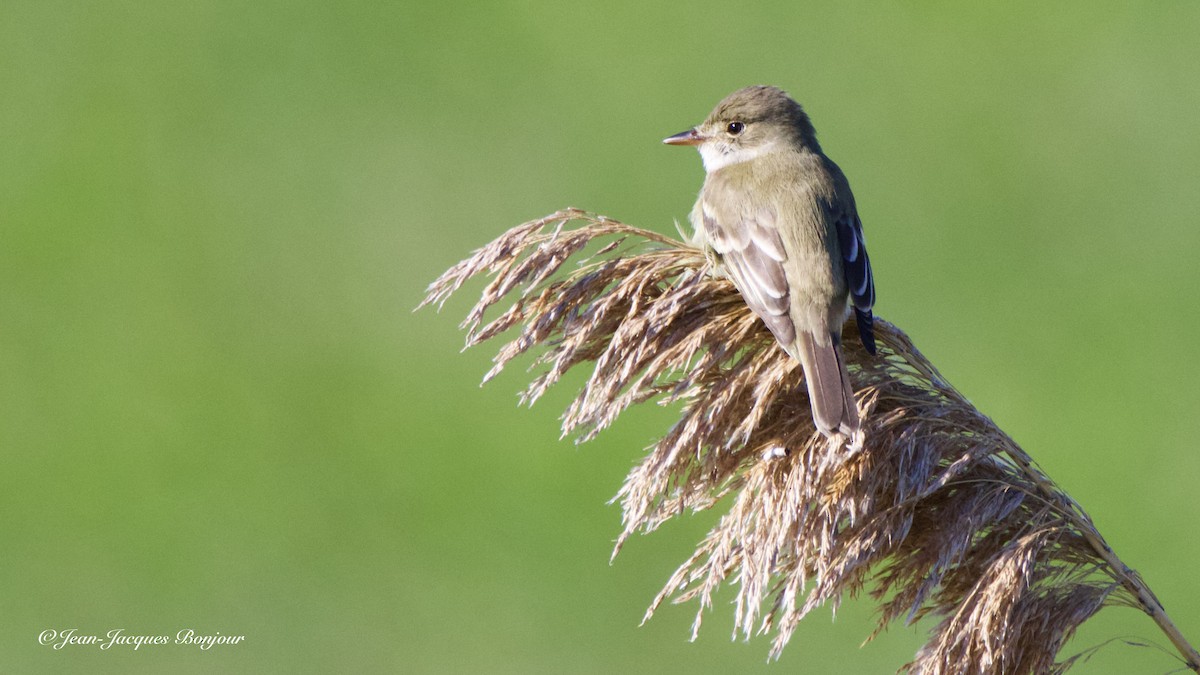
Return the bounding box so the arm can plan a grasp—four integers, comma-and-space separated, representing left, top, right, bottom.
420, 209, 1199, 674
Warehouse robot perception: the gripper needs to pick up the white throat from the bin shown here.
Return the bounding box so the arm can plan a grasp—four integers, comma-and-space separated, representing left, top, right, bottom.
699, 140, 778, 173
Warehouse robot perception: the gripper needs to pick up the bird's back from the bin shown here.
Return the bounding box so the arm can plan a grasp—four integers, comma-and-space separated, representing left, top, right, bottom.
696, 148, 850, 342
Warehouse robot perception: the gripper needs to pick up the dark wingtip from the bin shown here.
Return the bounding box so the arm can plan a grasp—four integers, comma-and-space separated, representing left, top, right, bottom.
856, 309, 877, 356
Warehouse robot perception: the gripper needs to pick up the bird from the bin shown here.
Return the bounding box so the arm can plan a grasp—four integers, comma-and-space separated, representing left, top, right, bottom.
663, 85, 876, 439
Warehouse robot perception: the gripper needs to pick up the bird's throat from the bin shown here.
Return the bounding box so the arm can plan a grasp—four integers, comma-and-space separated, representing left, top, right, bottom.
700, 141, 779, 173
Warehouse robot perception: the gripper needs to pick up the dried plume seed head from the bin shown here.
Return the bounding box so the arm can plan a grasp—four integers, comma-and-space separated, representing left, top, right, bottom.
421, 210, 1199, 674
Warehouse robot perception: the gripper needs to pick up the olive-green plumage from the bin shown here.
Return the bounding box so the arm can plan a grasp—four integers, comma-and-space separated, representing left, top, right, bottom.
664, 86, 876, 438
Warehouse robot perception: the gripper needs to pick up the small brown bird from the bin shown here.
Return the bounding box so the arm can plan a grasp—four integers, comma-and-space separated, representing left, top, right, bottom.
664, 85, 876, 438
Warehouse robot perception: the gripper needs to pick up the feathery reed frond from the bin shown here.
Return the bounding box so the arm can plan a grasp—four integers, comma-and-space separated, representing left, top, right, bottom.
420, 209, 1199, 674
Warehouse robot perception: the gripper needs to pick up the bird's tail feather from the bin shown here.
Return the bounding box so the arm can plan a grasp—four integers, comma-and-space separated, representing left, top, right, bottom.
793, 331, 860, 437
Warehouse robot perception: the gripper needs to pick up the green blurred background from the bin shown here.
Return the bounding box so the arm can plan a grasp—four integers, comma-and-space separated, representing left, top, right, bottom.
2, 2, 1198, 673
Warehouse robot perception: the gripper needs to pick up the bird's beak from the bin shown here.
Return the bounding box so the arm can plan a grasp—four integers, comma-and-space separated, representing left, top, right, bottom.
662, 128, 705, 146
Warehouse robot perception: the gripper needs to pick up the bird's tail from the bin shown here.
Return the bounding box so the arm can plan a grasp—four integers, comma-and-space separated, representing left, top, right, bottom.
792, 331, 860, 438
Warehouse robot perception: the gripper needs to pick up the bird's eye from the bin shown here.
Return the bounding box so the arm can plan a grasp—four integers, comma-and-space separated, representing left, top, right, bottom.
726, 121, 745, 135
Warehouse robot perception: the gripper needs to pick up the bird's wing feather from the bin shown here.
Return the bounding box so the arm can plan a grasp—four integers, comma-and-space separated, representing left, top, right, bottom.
700, 202, 795, 346
831, 206, 876, 354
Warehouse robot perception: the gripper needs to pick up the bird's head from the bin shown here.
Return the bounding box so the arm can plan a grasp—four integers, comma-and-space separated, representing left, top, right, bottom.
663, 85, 819, 172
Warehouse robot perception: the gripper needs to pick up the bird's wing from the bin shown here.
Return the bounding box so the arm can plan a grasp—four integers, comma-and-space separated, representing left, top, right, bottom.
698, 200, 795, 347
830, 205, 876, 354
